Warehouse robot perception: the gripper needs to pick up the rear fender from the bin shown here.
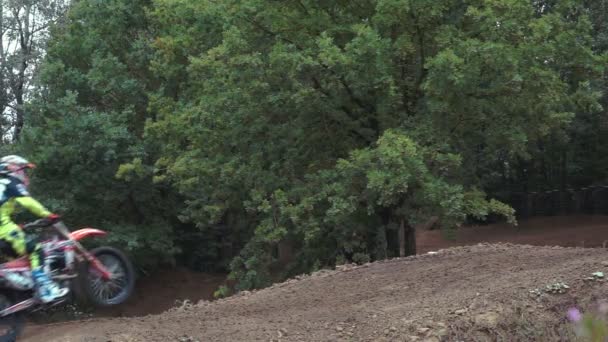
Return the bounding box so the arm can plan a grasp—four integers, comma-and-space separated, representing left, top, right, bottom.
70, 228, 107, 241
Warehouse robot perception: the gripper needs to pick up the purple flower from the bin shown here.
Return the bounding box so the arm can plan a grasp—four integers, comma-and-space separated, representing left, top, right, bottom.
567, 308, 582, 322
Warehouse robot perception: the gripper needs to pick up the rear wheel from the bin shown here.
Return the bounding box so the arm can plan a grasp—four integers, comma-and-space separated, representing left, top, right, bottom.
76, 247, 135, 307
0, 293, 24, 342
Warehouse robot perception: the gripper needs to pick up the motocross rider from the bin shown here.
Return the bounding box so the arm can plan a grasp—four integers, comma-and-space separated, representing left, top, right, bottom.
0, 155, 68, 303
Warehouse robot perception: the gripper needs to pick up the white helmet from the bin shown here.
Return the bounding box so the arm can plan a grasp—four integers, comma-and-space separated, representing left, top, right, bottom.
0, 155, 35, 185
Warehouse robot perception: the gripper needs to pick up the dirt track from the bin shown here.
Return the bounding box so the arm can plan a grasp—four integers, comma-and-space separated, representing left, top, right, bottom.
417, 215, 608, 253
22, 243, 608, 341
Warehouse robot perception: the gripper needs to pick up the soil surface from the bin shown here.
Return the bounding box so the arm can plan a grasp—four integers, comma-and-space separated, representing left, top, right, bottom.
20, 215, 608, 341
22, 243, 608, 341
95, 268, 225, 317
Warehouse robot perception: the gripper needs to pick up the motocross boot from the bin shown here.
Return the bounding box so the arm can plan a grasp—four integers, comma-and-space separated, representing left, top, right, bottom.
32, 267, 68, 303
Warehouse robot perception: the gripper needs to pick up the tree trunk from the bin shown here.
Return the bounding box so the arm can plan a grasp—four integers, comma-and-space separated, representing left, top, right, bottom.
399, 219, 417, 257
376, 225, 388, 260
0, 0, 5, 138
13, 96, 24, 142
399, 219, 405, 257
12, 3, 31, 142
560, 149, 567, 192
1, 0, 68, 141
406, 223, 416, 256
277, 239, 294, 266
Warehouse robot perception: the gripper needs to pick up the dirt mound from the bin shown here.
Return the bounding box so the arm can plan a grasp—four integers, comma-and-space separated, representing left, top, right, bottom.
22, 243, 608, 341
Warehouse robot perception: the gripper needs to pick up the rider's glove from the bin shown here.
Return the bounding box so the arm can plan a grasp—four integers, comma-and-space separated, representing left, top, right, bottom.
47, 213, 61, 223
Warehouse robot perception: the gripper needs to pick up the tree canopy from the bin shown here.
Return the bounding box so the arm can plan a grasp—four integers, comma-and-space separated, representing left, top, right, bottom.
1, 0, 606, 289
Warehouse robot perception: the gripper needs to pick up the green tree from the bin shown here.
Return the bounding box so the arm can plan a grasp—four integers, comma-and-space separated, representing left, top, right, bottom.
230, 130, 514, 289
0, 0, 69, 140
14, 0, 181, 269
145, 0, 601, 288
14, 0, 605, 289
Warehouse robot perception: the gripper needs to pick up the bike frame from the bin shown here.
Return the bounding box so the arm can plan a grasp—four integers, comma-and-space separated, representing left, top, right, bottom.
0, 298, 36, 317
0, 222, 113, 317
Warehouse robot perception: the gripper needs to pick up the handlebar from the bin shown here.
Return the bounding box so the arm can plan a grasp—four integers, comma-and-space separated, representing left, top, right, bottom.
21, 220, 94, 264
22, 219, 73, 244
22, 218, 59, 230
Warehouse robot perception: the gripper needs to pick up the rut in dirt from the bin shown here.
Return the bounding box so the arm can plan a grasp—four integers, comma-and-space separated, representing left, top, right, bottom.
22, 243, 608, 341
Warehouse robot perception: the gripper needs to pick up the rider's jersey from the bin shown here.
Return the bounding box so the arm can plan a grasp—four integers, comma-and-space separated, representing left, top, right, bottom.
0, 177, 50, 228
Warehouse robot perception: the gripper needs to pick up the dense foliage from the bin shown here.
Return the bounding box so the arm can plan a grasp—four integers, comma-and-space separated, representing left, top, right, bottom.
2, 0, 606, 289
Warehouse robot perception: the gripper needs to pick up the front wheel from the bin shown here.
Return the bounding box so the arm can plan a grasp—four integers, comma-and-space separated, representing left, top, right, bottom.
76, 247, 135, 307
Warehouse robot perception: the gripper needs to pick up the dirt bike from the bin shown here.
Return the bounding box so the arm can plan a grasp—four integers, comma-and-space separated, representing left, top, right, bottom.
0, 218, 135, 341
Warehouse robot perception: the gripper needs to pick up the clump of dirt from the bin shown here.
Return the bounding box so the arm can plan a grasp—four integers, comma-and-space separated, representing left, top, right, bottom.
22, 243, 608, 341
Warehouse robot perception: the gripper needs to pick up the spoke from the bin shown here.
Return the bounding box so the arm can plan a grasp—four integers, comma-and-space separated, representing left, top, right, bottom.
90, 278, 102, 291
88, 254, 130, 303
112, 269, 126, 277
102, 258, 120, 273
112, 276, 126, 285
94, 284, 103, 299
107, 280, 124, 292
107, 264, 120, 273
109, 286, 120, 297
101, 284, 109, 301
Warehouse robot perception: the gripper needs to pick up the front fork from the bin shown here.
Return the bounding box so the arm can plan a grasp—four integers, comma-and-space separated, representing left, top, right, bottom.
67, 245, 112, 281
53, 223, 112, 281
81, 253, 112, 280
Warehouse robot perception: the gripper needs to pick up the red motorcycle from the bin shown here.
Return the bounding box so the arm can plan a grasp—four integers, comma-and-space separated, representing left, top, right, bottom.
0, 218, 135, 341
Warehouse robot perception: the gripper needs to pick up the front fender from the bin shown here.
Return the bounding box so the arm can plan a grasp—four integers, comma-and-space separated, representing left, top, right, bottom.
70, 228, 107, 241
